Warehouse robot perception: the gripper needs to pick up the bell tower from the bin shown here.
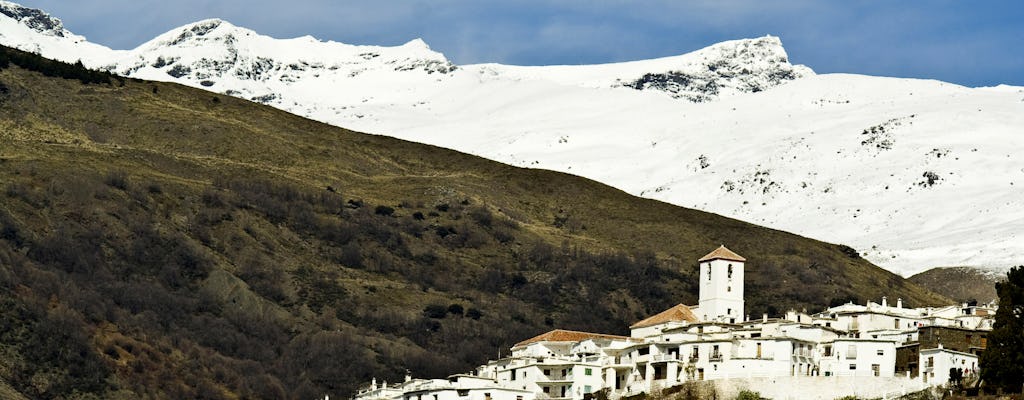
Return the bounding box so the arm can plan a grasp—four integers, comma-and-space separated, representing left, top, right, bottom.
697, 245, 745, 323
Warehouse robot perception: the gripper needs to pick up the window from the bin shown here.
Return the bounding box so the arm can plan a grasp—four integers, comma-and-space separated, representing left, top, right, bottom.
585, 368, 592, 376
849, 364, 856, 370
638, 348, 649, 356
727, 308, 732, 315
824, 345, 832, 357
728, 265, 733, 279
510, 370, 516, 381
458, 390, 470, 397
847, 345, 857, 360
871, 364, 880, 377
543, 387, 550, 394
876, 349, 883, 356
707, 266, 711, 280
894, 318, 900, 329
544, 369, 550, 376
727, 286, 731, 292
584, 385, 592, 394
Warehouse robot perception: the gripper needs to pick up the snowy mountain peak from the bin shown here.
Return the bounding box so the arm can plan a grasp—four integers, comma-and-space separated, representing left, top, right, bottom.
615, 35, 813, 102
0, 1, 116, 64
0, 0, 67, 38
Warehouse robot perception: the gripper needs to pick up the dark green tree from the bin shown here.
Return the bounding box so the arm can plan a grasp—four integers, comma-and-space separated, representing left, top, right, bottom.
980, 266, 1024, 393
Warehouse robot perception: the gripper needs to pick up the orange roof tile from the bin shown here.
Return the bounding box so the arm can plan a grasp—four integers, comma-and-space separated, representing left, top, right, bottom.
698, 245, 746, 262
513, 329, 632, 347
630, 304, 699, 329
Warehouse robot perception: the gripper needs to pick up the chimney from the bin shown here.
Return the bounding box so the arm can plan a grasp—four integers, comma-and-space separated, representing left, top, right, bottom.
371, 378, 378, 391
405, 371, 412, 382
882, 297, 888, 308
762, 313, 768, 323
897, 298, 903, 309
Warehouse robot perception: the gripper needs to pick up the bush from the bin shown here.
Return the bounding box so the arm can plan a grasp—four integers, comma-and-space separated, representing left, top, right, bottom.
735, 390, 762, 400
374, 205, 394, 216
423, 304, 447, 319
105, 170, 129, 190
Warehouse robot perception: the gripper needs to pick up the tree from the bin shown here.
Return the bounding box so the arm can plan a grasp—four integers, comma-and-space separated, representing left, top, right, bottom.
980, 266, 1024, 393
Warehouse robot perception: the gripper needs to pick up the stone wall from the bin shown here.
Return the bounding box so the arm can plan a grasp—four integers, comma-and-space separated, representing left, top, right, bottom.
707, 376, 929, 400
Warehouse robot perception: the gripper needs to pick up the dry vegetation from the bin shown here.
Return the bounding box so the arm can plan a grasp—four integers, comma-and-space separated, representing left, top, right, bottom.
0, 46, 949, 399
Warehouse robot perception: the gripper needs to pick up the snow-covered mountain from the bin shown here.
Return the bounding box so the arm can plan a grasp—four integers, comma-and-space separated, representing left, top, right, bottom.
2, 1, 1022, 277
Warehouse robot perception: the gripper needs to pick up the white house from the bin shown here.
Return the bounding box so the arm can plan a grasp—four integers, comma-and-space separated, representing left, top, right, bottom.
919, 347, 979, 386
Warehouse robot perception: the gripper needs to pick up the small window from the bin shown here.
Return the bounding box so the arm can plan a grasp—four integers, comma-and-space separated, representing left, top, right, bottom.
585, 368, 592, 376
849, 364, 856, 370
543, 387, 550, 394
458, 390, 470, 397
877, 349, 883, 356
727, 286, 731, 292
510, 370, 516, 381
544, 369, 550, 376
728, 265, 733, 279
638, 348, 649, 356
727, 308, 732, 315
584, 385, 592, 394
707, 266, 712, 280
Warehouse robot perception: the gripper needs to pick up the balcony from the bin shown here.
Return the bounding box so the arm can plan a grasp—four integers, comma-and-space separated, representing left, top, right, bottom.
710, 353, 723, 362
688, 355, 699, 363
651, 354, 681, 362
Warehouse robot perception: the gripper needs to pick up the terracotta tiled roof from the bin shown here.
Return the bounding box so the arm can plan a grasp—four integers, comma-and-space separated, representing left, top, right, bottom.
630, 304, 699, 329
698, 245, 746, 262
513, 329, 632, 347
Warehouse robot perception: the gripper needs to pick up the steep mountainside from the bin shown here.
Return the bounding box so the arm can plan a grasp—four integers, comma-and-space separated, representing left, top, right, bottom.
909, 266, 1003, 303
0, 46, 948, 399
2, 1, 1019, 276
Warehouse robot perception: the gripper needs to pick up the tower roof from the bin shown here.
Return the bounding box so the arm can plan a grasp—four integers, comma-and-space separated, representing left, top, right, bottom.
698, 245, 746, 262
630, 304, 699, 329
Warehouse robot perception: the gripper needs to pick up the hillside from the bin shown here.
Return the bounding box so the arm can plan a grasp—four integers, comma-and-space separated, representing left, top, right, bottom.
909, 266, 1002, 304
0, 46, 949, 399
2, 1, 1021, 276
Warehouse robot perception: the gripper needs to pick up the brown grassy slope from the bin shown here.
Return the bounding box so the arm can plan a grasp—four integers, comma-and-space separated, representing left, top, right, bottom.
0, 51, 950, 399
0, 65, 946, 306
909, 266, 1001, 303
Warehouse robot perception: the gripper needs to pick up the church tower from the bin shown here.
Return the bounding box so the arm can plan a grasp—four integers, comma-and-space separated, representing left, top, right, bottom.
697, 245, 745, 324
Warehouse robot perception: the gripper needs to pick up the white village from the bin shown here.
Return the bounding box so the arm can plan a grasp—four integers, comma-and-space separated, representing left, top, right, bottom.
353, 246, 995, 400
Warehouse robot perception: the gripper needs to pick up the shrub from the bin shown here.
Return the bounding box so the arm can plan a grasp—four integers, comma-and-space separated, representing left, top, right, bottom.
104, 170, 129, 190
374, 205, 394, 216
423, 304, 447, 319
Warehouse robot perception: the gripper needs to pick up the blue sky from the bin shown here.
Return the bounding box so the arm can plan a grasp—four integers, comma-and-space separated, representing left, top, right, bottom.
17, 0, 1024, 87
